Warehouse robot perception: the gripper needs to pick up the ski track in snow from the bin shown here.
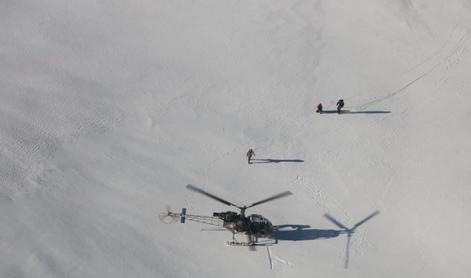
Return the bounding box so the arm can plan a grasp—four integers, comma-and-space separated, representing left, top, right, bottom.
357, 27, 471, 108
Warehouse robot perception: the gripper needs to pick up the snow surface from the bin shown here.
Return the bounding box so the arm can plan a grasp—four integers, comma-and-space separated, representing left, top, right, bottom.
1, 0, 471, 277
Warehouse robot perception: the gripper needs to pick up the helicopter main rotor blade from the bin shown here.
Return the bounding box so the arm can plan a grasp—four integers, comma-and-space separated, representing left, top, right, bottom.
324, 213, 349, 231
247, 191, 293, 208
186, 184, 240, 208
352, 210, 380, 230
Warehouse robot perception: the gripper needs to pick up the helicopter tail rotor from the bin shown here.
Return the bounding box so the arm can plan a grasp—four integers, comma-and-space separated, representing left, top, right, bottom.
180, 208, 187, 223
159, 207, 189, 224
159, 205, 178, 224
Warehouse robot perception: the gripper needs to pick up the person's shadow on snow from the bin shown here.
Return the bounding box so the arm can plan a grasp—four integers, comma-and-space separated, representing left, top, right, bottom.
319, 110, 391, 114
250, 159, 304, 164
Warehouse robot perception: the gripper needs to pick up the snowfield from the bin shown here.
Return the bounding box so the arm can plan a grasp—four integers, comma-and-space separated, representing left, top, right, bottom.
1, 0, 471, 277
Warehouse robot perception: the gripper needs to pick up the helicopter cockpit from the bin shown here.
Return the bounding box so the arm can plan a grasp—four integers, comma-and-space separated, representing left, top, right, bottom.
249, 214, 273, 234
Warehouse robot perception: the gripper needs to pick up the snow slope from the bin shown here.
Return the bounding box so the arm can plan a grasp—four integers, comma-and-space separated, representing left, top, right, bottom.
1, 0, 471, 277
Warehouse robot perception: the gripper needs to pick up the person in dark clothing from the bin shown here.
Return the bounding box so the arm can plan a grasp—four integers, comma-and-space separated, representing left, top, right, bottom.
246, 148, 255, 164
316, 103, 323, 114
336, 99, 344, 114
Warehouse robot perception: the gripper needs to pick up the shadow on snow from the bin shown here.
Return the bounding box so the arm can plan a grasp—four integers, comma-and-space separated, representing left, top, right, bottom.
271, 210, 380, 269
319, 110, 391, 114
272, 225, 342, 241
250, 159, 304, 164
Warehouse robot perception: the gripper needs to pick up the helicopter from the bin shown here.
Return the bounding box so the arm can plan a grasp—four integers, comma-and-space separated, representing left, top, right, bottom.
159, 184, 292, 248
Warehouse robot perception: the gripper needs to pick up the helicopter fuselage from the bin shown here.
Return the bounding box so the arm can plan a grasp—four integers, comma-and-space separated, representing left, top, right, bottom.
213, 211, 273, 236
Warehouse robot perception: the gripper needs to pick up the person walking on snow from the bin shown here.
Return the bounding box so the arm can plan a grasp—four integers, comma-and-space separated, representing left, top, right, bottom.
316, 102, 323, 114
246, 148, 255, 164
336, 99, 344, 114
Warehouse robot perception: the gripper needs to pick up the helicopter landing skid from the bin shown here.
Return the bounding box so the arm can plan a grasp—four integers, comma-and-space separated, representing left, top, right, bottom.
226, 241, 252, 247
226, 238, 277, 247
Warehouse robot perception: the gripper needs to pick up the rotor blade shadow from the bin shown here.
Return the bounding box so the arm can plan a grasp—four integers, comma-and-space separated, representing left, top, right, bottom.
353, 210, 380, 229
324, 210, 380, 269
250, 159, 304, 164
272, 225, 342, 241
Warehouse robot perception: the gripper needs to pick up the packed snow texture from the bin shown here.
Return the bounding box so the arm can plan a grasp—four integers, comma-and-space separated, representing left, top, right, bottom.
1, 0, 471, 277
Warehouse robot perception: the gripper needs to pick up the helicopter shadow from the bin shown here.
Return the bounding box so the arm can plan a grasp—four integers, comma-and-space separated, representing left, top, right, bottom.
319, 110, 391, 114
250, 159, 304, 164
272, 225, 342, 241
